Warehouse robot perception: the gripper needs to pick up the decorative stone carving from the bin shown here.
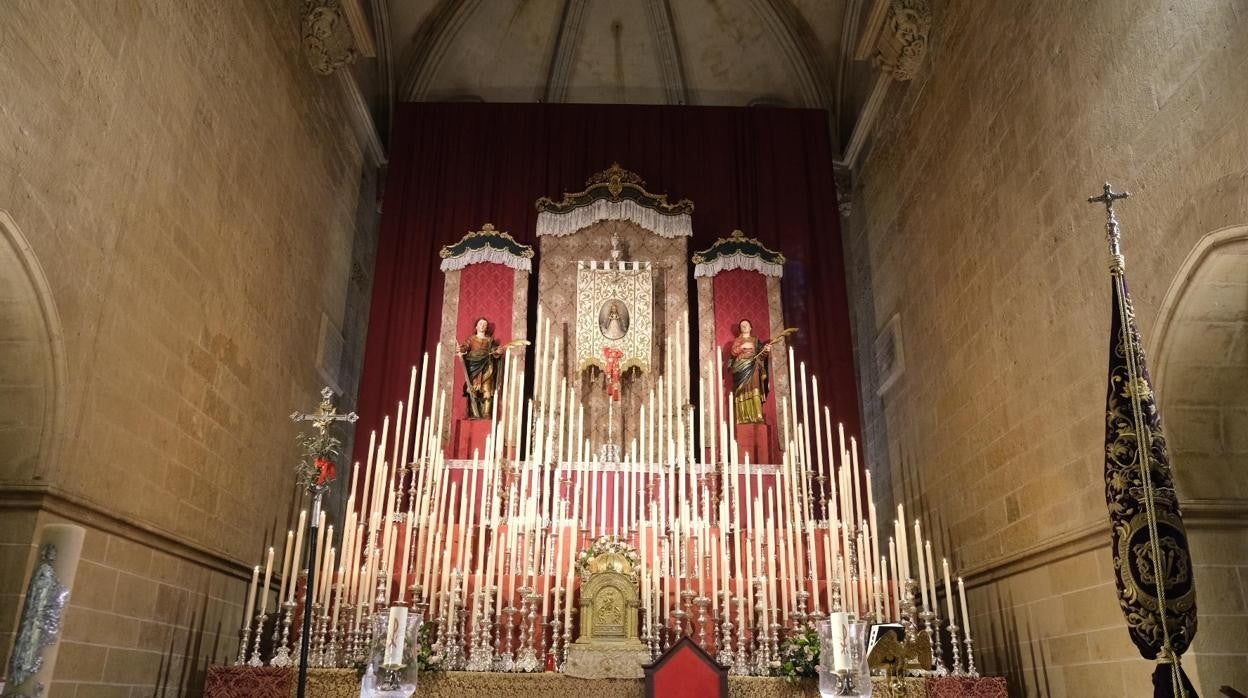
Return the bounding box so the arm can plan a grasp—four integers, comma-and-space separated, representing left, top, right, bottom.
301, 0, 358, 76
874, 0, 932, 82
834, 165, 853, 218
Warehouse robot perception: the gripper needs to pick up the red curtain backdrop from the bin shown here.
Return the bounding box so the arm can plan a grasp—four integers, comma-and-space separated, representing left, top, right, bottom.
356, 102, 859, 464
712, 269, 777, 429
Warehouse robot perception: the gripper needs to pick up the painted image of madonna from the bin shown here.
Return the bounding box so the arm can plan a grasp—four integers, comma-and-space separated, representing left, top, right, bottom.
599, 300, 629, 340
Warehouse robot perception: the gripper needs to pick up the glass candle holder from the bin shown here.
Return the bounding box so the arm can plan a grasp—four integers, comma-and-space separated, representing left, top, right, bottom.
817, 617, 872, 697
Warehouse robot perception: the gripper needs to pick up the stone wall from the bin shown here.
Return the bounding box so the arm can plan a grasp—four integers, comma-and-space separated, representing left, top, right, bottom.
845, 1, 1248, 695
0, 1, 372, 695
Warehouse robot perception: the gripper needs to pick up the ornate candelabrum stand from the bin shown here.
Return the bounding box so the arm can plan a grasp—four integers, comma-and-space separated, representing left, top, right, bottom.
270, 600, 296, 666
442, 573, 467, 670
964, 635, 979, 678
494, 605, 516, 671
751, 579, 770, 675
307, 603, 326, 667
679, 589, 697, 637
928, 606, 946, 675
514, 587, 541, 672
246, 611, 267, 667
234, 626, 250, 666
546, 587, 563, 670
731, 594, 750, 675
792, 589, 810, 629
560, 601, 575, 671
716, 589, 735, 667
902, 579, 919, 646
694, 595, 711, 649
919, 607, 939, 674
352, 603, 372, 666
946, 621, 964, 676
466, 583, 495, 671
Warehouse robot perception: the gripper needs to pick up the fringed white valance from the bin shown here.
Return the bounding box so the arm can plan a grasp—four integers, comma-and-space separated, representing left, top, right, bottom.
439, 247, 532, 273
694, 252, 784, 279
536, 199, 692, 238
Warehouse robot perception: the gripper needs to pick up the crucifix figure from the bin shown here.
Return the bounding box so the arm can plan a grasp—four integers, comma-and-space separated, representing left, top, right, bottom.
290, 386, 359, 489
1087, 182, 1131, 258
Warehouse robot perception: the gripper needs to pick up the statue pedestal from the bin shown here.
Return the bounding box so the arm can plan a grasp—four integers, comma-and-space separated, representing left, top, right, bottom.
734, 422, 774, 464
564, 642, 650, 679
451, 418, 492, 459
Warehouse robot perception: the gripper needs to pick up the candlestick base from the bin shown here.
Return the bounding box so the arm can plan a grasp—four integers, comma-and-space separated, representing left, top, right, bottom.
246, 612, 266, 667
270, 601, 296, 667
946, 623, 964, 676
234, 627, 249, 666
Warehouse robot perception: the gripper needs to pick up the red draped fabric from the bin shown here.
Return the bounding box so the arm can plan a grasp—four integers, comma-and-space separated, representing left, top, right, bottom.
355, 102, 859, 464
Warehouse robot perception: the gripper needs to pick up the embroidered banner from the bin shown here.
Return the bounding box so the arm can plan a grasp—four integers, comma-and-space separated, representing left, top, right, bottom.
575, 260, 653, 376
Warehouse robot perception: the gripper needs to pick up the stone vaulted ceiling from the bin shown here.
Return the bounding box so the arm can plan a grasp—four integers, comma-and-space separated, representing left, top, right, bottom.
384, 0, 887, 151
322, 0, 933, 168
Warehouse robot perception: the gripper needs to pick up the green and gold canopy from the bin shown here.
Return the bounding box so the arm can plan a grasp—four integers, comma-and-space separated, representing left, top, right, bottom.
439, 223, 534, 273
691, 229, 786, 278
535, 163, 694, 239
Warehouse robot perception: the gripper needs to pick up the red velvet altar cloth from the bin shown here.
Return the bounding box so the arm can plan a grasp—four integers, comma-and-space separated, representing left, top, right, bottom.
355, 103, 860, 468
203, 666, 291, 698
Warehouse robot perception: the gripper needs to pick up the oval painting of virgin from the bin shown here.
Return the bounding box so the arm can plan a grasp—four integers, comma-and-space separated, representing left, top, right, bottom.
599, 299, 629, 340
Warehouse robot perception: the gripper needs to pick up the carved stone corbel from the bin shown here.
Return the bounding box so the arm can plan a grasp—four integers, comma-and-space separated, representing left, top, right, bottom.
834, 164, 854, 218
873, 0, 932, 82
301, 0, 359, 75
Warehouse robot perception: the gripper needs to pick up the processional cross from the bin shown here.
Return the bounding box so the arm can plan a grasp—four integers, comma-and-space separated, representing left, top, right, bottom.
288, 386, 357, 698
1087, 182, 1130, 258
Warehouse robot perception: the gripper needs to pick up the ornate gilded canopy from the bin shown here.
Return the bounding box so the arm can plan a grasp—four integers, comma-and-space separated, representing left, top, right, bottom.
534, 164, 694, 238
438, 223, 535, 272
691, 229, 786, 278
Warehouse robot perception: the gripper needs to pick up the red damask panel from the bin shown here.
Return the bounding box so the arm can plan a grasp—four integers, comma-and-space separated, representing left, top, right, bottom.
202, 666, 291, 698
450, 263, 515, 422
711, 269, 776, 431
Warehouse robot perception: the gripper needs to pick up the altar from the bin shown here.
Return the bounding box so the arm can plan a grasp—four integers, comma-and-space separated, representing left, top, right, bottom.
214, 165, 999, 694
202, 665, 1008, 698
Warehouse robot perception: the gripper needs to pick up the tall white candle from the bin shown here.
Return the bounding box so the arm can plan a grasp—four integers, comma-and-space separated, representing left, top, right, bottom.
384, 605, 409, 665
276, 530, 293, 609
287, 509, 307, 603
924, 540, 938, 619
258, 547, 275, 618
958, 577, 972, 640
242, 564, 260, 629
943, 558, 956, 624
888, 537, 900, 620
914, 520, 929, 611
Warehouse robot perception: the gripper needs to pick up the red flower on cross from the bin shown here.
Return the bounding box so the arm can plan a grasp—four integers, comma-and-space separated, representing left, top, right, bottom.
314, 456, 337, 486
603, 347, 624, 401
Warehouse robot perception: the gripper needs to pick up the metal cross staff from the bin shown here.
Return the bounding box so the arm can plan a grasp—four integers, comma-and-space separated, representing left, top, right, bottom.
290, 387, 357, 698
1087, 182, 1131, 259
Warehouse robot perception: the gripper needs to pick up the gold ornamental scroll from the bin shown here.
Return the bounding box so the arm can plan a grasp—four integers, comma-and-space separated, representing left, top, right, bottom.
575, 260, 654, 375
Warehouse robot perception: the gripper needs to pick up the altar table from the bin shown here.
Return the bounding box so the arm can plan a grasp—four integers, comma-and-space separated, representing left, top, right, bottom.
203, 666, 1008, 698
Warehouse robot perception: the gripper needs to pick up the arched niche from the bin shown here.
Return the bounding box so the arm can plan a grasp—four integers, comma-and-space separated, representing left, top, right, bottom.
0, 210, 66, 484
1152, 226, 1248, 501
1150, 225, 1248, 694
